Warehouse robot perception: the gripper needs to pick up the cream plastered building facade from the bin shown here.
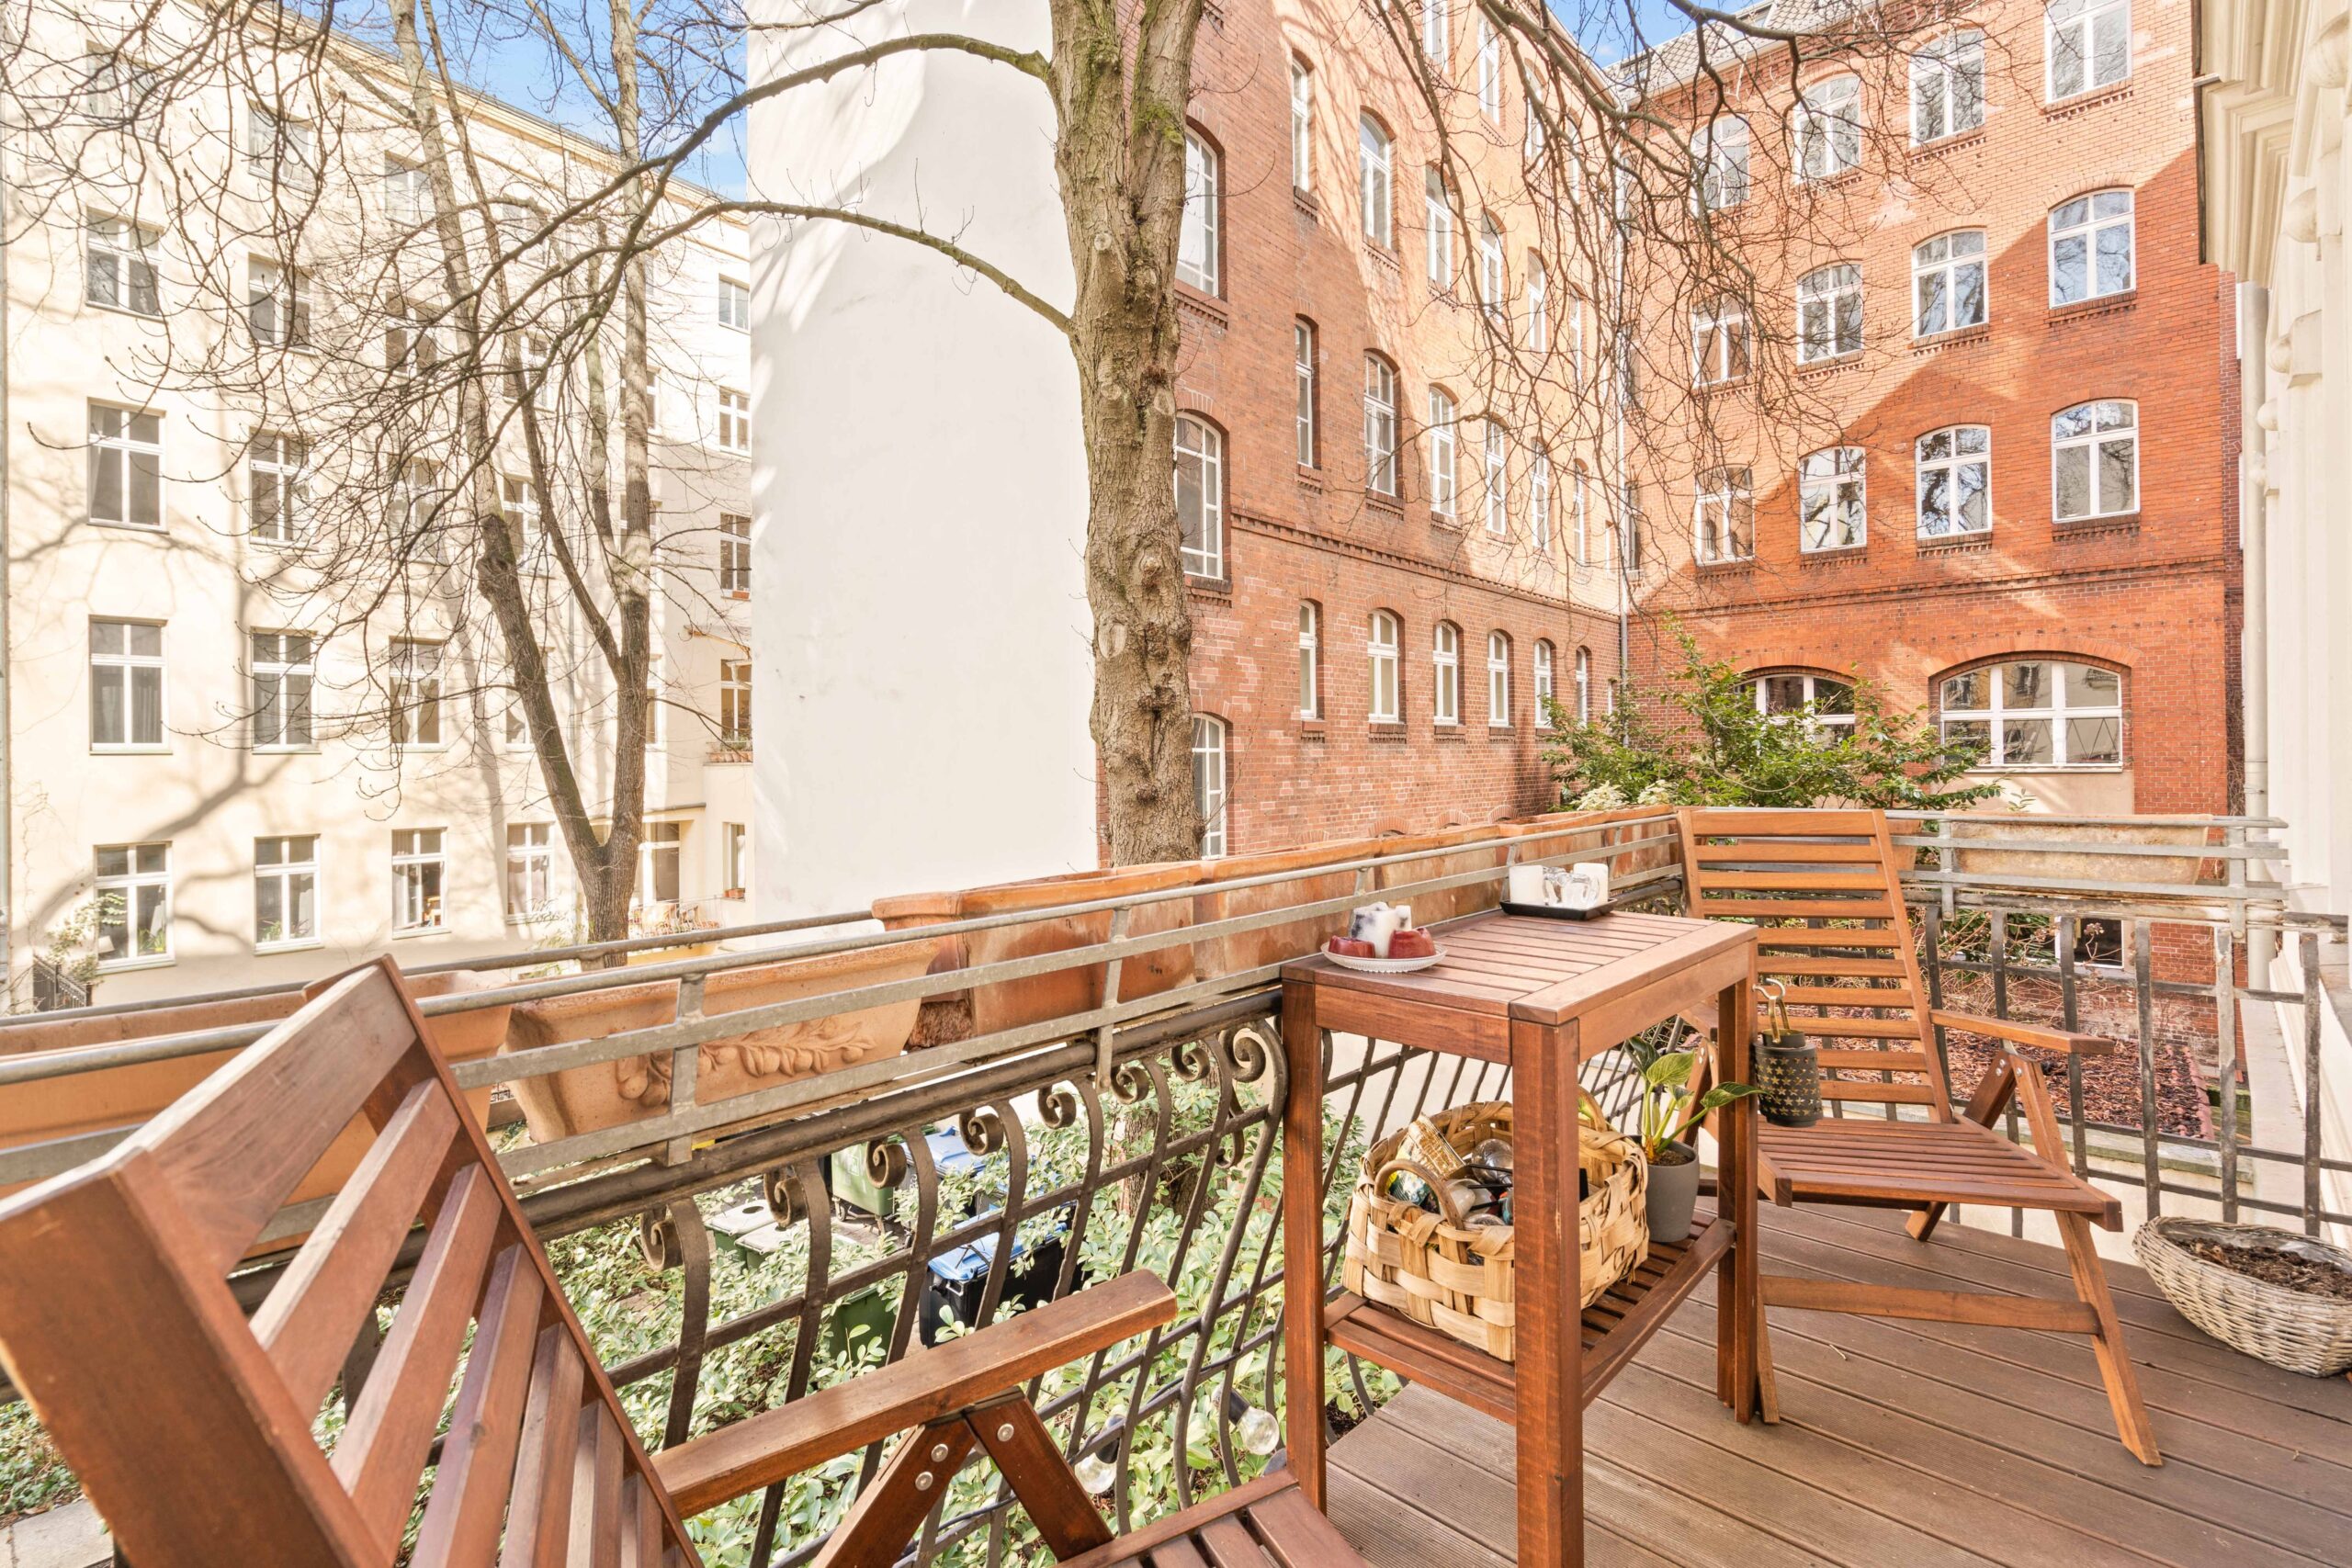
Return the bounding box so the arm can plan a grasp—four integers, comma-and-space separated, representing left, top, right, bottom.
0, 3, 758, 1004
2199, 0, 2352, 1228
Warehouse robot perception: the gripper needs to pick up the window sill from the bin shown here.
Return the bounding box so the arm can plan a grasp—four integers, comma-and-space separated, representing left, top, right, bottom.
1911, 324, 1990, 353
1433, 724, 1465, 742
1368, 722, 1408, 742
1364, 491, 1405, 517
2052, 512, 2140, 538
1296, 466, 1325, 492
1298, 718, 1327, 740
1487, 725, 1515, 739
1696, 557, 1756, 575
1185, 573, 1235, 604
95, 954, 175, 975
255, 938, 322, 955
391, 925, 449, 940
725, 591, 751, 603
1692, 375, 1750, 395
91, 746, 170, 757
1792, 165, 1864, 192
87, 518, 166, 535
2046, 292, 2136, 326
253, 745, 320, 756
1365, 242, 1402, 274
85, 299, 167, 326
1174, 287, 1228, 330
1795, 351, 1865, 378
1800, 544, 1869, 566
1909, 129, 1987, 159
1293, 187, 1322, 221
2042, 80, 2132, 119
1917, 531, 1995, 555
1970, 763, 2127, 775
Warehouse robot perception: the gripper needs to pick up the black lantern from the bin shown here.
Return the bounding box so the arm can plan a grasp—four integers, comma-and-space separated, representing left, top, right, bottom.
1756, 980, 1821, 1128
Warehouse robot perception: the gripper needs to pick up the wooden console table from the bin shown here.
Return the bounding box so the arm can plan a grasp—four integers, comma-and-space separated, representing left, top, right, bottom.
1279, 909, 1764, 1568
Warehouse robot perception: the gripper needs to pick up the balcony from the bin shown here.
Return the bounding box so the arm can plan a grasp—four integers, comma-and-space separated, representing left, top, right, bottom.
0, 810, 2344, 1564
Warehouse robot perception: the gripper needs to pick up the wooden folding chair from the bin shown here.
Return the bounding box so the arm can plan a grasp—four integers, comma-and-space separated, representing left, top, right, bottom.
1677, 809, 2161, 1465
0, 958, 1371, 1565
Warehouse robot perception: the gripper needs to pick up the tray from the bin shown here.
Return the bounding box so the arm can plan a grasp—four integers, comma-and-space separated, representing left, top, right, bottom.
1500, 897, 1628, 922
1322, 944, 1445, 975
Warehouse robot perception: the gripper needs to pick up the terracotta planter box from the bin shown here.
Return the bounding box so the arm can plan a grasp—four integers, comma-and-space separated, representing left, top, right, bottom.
0, 969, 508, 1208
1197, 840, 1372, 978
499, 939, 939, 1143
1370, 827, 1508, 926
1503, 806, 1680, 882
1944, 818, 2222, 890
872, 861, 1204, 1043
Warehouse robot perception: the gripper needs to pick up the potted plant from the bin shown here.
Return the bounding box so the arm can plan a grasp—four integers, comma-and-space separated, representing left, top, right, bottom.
1622, 1028, 1761, 1244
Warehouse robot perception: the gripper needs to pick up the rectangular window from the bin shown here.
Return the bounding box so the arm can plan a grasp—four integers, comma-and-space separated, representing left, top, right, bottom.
247, 106, 315, 191
1792, 76, 1861, 181
1295, 322, 1317, 466
1360, 118, 1393, 246
251, 630, 315, 750
1912, 30, 1984, 142
718, 276, 750, 330
1800, 447, 1868, 552
1424, 168, 1453, 288
1290, 60, 1313, 192
81, 51, 154, 124
1477, 17, 1502, 121
254, 835, 319, 949
1694, 467, 1754, 563
1298, 601, 1321, 719
723, 822, 749, 897
386, 298, 436, 378
1483, 422, 1508, 536
1363, 359, 1398, 497
1797, 265, 1863, 363
1913, 231, 1986, 336
718, 388, 751, 453
246, 257, 310, 348
95, 842, 171, 966
505, 823, 557, 919
1426, 388, 1457, 516
1178, 132, 1219, 294
383, 156, 431, 224
87, 403, 163, 529
1530, 450, 1551, 550
248, 433, 305, 544
390, 639, 444, 747
391, 828, 446, 932
89, 619, 164, 750
1692, 299, 1749, 384
718, 513, 752, 595
637, 821, 683, 906
2048, 0, 2130, 101
719, 659, 752, 745
85, 215, 159, 316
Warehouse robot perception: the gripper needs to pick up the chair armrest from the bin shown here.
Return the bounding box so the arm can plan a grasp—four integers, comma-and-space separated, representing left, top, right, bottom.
1930, 1009, 2119, 1056
655, 1269, 1177, 1517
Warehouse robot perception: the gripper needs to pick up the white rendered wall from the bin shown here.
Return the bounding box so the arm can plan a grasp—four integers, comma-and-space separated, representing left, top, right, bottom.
746, 0, 1094, 920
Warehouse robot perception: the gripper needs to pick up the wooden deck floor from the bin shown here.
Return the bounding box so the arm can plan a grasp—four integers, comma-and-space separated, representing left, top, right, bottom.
1323, 1202, 2352, 1568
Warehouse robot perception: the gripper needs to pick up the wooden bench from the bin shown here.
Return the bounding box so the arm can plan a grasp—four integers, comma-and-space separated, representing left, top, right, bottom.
0, 958, 1367, 1566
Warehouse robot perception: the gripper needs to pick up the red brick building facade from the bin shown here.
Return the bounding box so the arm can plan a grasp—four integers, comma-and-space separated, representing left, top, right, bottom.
1624, 0, 2239, 818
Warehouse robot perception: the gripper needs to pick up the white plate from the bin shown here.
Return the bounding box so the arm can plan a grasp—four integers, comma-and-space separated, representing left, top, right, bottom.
1323, 944, 1444, 975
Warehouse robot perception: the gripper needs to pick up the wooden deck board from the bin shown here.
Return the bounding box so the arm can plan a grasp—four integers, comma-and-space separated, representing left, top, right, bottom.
1323, 1204, 2352, 1568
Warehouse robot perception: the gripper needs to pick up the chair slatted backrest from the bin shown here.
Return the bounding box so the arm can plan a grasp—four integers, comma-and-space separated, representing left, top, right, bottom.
0, 958, 699, 1568
1677, 808, 1952, 1121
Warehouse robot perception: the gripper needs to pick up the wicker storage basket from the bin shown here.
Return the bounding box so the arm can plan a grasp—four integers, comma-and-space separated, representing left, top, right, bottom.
2133, 1217, 2352, 1377
1341, 1100, 1647, 1363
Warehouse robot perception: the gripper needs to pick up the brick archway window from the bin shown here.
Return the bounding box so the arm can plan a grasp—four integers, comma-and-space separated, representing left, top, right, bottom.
1939, 659, 2123, 768
1192, 714, 1228, 857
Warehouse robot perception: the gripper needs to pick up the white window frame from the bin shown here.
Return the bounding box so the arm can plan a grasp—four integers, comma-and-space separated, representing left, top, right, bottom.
1575, 647, 1592, 723
254, 834, 321, 951
1528, 259, 1548, 351
95, 842, 172, 968
390, 639, 446, 749
1533, 641, 1555, 727
1290, 58, 1313, 192
1796, 264, 1863, 363
1791, 75, 1861, 182
718, 513, 752, 596
1487, 631, 1511, 726
1940, 660, 2123, 769
89, 619, 165, 751
2050, 190, 2135, 306
2051, 399, 2139, 521
1175, 414, 1225, 578
1916, 424, 1993, 537
1426, 387, 1457, 517
1477, 16, 1503, 121
1424, 168, 1453, 289
382, 155, 431, 224
1364, 356, 1399, 496
1193, 716, 1228, 858
1692, 297, 1749, 384
246, 256, 309, 348
718, 276, 750, 331
1423, 0, 1448, 63
1572, 462, 1589, 562
505, 822, 558, 921
248, 432, 305, 545
718, 388, 752, 453
391, 828, 447, 933
251, 630, 316, 751
247, 106, 315, 191
87, 402, 163, 529
85, 214, 159, 316
1298, 601, 1321, 720
1694, 117, 1749, 210
1179, 130, 1220, 295
719, 658, 753, 745
1911, 29, 1985, 143
2047, 0, 2131, 102
1360, 117, 1394, 247
1530, 448, 1551, 550
1295, 321, 1317, 467
636, 821, 684, 908
1432, 623, 1461, 725
1478, 216, 1505, 321
1693, 466, 1754, 564
1370, 611, 1402, 723
1913, 231, 1987, 337
1483, 421, 1508, 536
1749, 671, 1857, 738
1800, 446, 1868, 552
723, 822, 749, 897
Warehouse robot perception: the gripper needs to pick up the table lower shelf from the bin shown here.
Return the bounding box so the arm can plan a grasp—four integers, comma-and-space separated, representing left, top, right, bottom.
1324, 1210, 1731, 1427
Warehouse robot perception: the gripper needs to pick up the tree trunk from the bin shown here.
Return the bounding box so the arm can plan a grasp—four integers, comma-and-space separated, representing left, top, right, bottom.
1049, 0, 1205, 867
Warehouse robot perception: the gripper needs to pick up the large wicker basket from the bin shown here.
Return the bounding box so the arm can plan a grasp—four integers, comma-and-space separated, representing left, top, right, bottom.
1341, 1100, 1647, 1363
2134, 1217, 2352, 1377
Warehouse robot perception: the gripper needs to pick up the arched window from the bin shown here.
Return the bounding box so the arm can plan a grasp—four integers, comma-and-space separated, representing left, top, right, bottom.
1533, 640, 1555, 727
1290, 58, 1313, 193
1298, 601, 1321, 719
1797, 264, 1862, 362
1173, 414, 1224, 577
1747, 671, 1855, 737
1178, 130, 1219, 295
1363, 355, 1399, 496
1484, 421, 1509, 535
1572, 460, 1590, 562
2047, 0, 2130, 101
1800, 446, 1867, 552
1479, 215, 1506, 321
2052, 400, 2137, 521
1575, 646, 1592, 723
1913, 231, 1986, 336
1939, 659, 2122, 767
1527, 256, 1549, 350
1477, 14, 1503, 120
1530, 448, 1552, 550
1694, 466, 1753, 563
1369, 610, 1402, 722
1426, 386, 1458, 516
2051, 190, 2133, 304
1487, 631, 1511, 725
1792, 75, 1860, 181
1424, 167, 1453, 288
1193, 715, 1228, 856
1916, 424, 1991, 537
1694, 116, 1749, 210
1422, 0, 1448, 62
1911, 29, 1984, 142
1360, 115, 1394, 246
1295, 319, 1317, 467
1432, 621, 1461, 724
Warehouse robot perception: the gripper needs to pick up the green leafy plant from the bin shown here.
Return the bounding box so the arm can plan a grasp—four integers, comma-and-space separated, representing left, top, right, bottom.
1542, 625, 2004, 813
1623, 1025, 1761, 1162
